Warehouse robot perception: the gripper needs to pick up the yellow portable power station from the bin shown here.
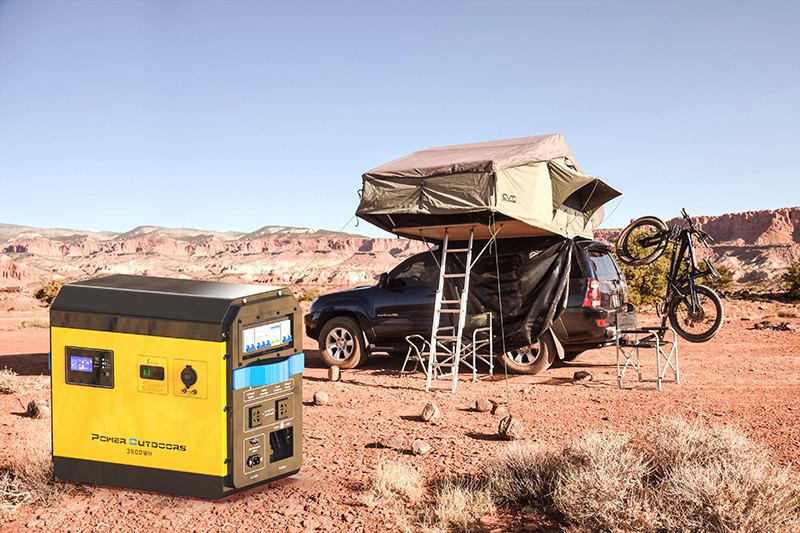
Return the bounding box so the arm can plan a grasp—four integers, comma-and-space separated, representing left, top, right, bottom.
50, 275, 303, 499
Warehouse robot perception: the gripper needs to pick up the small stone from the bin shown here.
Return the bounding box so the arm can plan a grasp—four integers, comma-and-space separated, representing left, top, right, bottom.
573, 371, 592, 381
498, 415, 524, 440
313, 391, 329, 406
327, 366, 341, 382
475, 399, 493, 412
492, 405, 508, 418
420, 402, 440, 422
411, 439, 431, 455
379, 434, 404, 450
25, 399, 50, 419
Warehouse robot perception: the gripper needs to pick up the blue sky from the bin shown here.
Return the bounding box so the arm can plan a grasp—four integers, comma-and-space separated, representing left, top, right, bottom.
1, 0, 798, 237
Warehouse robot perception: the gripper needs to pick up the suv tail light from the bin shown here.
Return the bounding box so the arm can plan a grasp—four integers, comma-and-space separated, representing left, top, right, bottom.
582, 278, 601, 308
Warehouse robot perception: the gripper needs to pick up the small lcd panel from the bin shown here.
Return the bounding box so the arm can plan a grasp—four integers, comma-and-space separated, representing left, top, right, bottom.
242, 318, 292, 354
139, 365, 165, 381
69, 356, 93, 373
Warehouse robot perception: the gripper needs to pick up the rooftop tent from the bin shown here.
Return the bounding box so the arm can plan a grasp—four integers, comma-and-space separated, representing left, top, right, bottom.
356, 134, 621, 241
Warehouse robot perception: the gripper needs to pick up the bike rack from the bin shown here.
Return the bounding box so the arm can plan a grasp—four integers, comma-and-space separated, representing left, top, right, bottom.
616, 327, 679, 391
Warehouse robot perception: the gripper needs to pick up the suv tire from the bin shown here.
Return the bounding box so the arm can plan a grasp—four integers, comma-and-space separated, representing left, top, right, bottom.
318, 316, 367, 369
498, 340, 553, 375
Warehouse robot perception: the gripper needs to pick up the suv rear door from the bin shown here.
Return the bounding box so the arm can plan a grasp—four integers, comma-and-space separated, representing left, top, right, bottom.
586, 246, 627, 311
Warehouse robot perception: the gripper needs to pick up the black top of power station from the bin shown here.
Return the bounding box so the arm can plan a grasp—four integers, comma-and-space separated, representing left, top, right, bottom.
52, 275, 283, 325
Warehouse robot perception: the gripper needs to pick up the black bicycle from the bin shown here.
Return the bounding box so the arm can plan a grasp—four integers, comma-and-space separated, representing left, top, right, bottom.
617, 208, 724, 342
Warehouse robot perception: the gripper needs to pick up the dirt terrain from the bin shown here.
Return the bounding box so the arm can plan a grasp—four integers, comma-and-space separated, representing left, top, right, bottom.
1, 293, 798, 531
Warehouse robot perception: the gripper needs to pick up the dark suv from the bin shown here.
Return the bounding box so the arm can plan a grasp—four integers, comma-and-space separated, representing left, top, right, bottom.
304, 240, 634, 374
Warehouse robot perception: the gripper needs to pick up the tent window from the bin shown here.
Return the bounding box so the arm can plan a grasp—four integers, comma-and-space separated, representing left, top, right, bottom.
561, 187, 591, 211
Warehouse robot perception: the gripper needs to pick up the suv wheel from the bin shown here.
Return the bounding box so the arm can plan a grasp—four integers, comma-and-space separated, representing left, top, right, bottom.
499, 340, 553, 375
318, 316, 367, 369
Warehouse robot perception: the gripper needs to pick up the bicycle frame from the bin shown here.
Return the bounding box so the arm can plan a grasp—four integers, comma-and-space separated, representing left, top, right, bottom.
658, 223, 715, 326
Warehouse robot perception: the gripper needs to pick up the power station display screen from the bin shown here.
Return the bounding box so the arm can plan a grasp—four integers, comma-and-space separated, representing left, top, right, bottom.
243, 318, 292, 353
65, 347, 114, 388
69, 355, 93, 373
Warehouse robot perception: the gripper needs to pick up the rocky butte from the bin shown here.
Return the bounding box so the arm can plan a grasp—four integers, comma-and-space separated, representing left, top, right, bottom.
1, 207, 797, 289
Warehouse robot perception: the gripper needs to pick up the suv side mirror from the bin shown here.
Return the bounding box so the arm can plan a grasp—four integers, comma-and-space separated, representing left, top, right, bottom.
378, 273, 388, 287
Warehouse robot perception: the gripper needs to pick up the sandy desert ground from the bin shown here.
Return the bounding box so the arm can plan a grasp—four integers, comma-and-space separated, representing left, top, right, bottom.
1, 291, 799, 531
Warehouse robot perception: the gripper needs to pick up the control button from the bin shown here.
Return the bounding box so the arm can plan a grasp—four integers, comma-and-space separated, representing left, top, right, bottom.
249, 438, 259, 445
190, 389, 197, 395
180, 365, 197, 388
181, 388, 187, 394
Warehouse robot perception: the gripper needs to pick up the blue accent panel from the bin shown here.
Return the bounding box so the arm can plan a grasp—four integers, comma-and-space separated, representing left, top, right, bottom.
232, 353, 304, 390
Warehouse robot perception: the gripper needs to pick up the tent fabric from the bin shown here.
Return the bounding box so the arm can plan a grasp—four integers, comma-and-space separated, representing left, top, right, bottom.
357, 134, 620, 241
364, 134, 583, 178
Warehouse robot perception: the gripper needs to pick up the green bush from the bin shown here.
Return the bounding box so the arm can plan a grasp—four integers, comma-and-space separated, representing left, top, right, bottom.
614, 232, 671, 309
296, 287, 321, 303
782, 262, 800, 300
33, 280, 65, 305
704, 264, 734, 292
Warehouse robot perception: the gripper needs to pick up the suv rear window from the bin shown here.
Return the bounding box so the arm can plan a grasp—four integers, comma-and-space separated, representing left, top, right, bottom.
589, 251, 621, 281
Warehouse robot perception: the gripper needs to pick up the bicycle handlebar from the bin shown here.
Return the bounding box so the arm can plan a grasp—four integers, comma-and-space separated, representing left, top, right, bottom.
680, 208, 697, 231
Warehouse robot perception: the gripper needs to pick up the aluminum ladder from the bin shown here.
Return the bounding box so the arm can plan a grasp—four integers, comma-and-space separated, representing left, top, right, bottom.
425, 228, 474, 393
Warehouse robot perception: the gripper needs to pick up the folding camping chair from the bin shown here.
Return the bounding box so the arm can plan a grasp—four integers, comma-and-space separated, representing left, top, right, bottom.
615, 327, 679, 391
401, 313, 494, 382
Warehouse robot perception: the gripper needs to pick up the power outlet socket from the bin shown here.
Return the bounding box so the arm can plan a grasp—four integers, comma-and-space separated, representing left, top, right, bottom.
275, 398, 289, 420
248, 404, 263, 429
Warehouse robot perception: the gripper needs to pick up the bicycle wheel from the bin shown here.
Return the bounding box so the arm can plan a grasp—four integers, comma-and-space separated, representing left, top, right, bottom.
617, 216, 669, 266
667, 284, 724, 342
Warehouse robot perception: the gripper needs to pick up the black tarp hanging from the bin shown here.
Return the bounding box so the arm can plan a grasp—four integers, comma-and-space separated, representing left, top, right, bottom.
440, 236, 573, 350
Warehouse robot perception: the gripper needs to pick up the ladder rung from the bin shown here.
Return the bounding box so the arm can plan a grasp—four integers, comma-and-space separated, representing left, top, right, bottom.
436, 335, 458, 340
446, 248, 469, 253
440, 300, 461, 304
443, 273, 466, 278
438, 309, 461, 313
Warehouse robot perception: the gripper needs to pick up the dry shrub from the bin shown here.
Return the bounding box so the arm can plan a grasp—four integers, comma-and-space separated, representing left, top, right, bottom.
362, 460, 425, 506
487, 418, 800, 533
0, 368, 48, 397
0, 434, 58, 511
0, 368, 19, 394
421, 477, 494, 532
641, 418, 800, 532
487, 442, 558, 511
20, 319, 48, 329
552, 432, 657, 531
777, 310, 798, 318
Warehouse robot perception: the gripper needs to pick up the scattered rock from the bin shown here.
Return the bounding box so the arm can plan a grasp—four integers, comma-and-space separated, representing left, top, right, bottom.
475, 399, 493, 412
327, 366, 341, 382
313, 391, 329, 406
492, 405, 508, 417
379, 434, 404, 450
498, 415, 524, 440
573, 371, 593, 381
411, 439, 431, 455
25, 399, 50, 419
420, 402, 440, 422
751, 321, 793, 331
